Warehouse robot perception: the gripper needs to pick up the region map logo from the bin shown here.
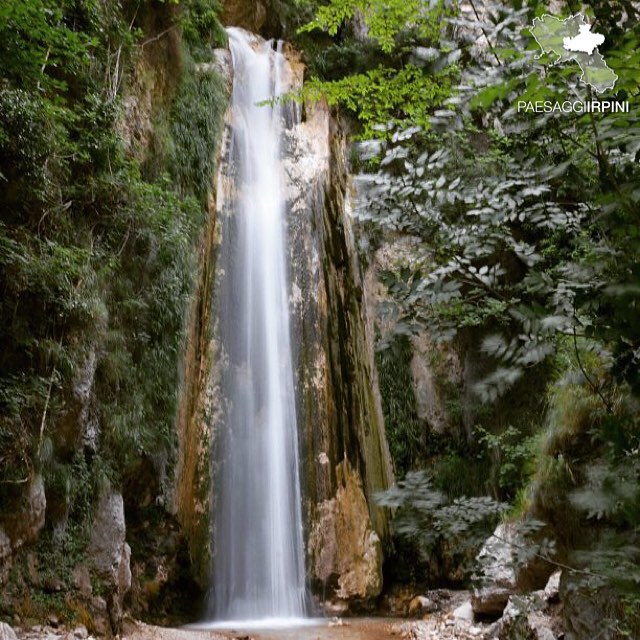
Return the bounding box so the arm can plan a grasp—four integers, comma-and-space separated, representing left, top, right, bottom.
530, 13, 617, 93
517, 13, 628, 114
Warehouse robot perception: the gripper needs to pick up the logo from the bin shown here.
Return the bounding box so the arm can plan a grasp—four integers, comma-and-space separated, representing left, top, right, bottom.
530, 13, 617, 93
517, 14, 628, 114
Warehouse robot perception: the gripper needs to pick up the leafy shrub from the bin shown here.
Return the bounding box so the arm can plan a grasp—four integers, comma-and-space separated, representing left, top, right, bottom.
0, 0, 227, 511
377, 470, 507, 580
477, 425, 539, 502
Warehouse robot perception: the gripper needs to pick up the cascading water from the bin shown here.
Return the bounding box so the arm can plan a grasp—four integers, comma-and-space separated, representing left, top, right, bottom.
207, 27, 307, 623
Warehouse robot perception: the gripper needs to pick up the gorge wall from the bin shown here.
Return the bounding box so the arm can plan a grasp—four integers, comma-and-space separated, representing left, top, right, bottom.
0, 1, 394, 630
178, 32, 394, 609
282, 69, 394, 604
1, 2, 227, 632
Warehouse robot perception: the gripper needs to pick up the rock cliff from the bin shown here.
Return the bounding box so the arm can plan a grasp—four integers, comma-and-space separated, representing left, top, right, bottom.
191, 34, 394, 609
280, 48, 394, 605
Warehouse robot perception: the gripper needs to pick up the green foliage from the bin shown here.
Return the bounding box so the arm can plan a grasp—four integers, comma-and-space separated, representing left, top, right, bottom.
0, 0, 93, 95
376, 335, 424, 476
356, 0, 640, 404
336, 0, 640, 617
300, 0, 447, 53
0, 0, 227, 513
477, 426, 539, 502
299, 0, 457, 137
94, 174, 204, 474
518, 363, 640, 632
168, 58, 227, 202
181, 0, 227, 62
377, 470, 507, 577
431, 451, 490, 501
305, 64, 456, 138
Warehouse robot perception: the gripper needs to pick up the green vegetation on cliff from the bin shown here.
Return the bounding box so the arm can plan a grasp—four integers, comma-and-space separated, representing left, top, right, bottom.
0, 0, 227, 627
303, 0, 639, 632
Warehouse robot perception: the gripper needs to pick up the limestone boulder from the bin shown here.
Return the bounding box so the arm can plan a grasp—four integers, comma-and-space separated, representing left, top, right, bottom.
560, 573, 618, 640
89, 491, 131, 632
0, 622, 17, 640
308, 460, 383, 602
484, 593, 560, 640
473, 586, 516, 618
543, 570, 561, 603
472, 523, 519, 617
453, 600, 474, 622
408, 595, 438, 616
90, 491, 127, 584
5, 474, 46, 550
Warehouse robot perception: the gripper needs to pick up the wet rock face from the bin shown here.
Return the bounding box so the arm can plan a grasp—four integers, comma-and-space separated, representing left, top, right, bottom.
181, 34, 392, 609
409, 334, 461, 435
172, 48, 232, 589
308, 460, 383, 601
280, 65, 393, 603
219, 0, 267, 32
198, 36, 393, 605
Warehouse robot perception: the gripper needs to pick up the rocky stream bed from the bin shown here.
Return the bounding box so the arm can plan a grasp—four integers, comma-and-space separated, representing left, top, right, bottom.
1, 576, 563, 640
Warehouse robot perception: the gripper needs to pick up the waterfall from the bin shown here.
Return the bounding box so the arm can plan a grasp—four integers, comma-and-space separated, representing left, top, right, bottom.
207, 27, 307, 622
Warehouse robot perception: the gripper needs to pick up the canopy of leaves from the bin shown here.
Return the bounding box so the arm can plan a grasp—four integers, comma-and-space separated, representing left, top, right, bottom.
377, 470, 507, 572
299, 0, 458, 137
355, 0, 640, 401
300, 0, 448, 53
330, 0, 639, 619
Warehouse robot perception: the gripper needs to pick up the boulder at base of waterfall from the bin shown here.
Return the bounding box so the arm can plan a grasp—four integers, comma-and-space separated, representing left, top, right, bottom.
472, 523, 519, 618
453, 600, 475, 622
0, 622, 17, 640
484, 592, 562, 640
472, 586, 516, 618
408, 595, 438, 616
308, 461, 384, 603
560, 572, 619, 640
543, 570, 561, 603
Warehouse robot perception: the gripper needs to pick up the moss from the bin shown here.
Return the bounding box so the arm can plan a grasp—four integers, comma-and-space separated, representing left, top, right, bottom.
376, 335, 424, 477
181, 0, 227, 62
543, 383, 603, 456
168, 56, 227, 204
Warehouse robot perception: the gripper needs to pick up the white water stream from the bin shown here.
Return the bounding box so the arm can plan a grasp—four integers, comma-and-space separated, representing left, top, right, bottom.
206, 27, 307, 623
